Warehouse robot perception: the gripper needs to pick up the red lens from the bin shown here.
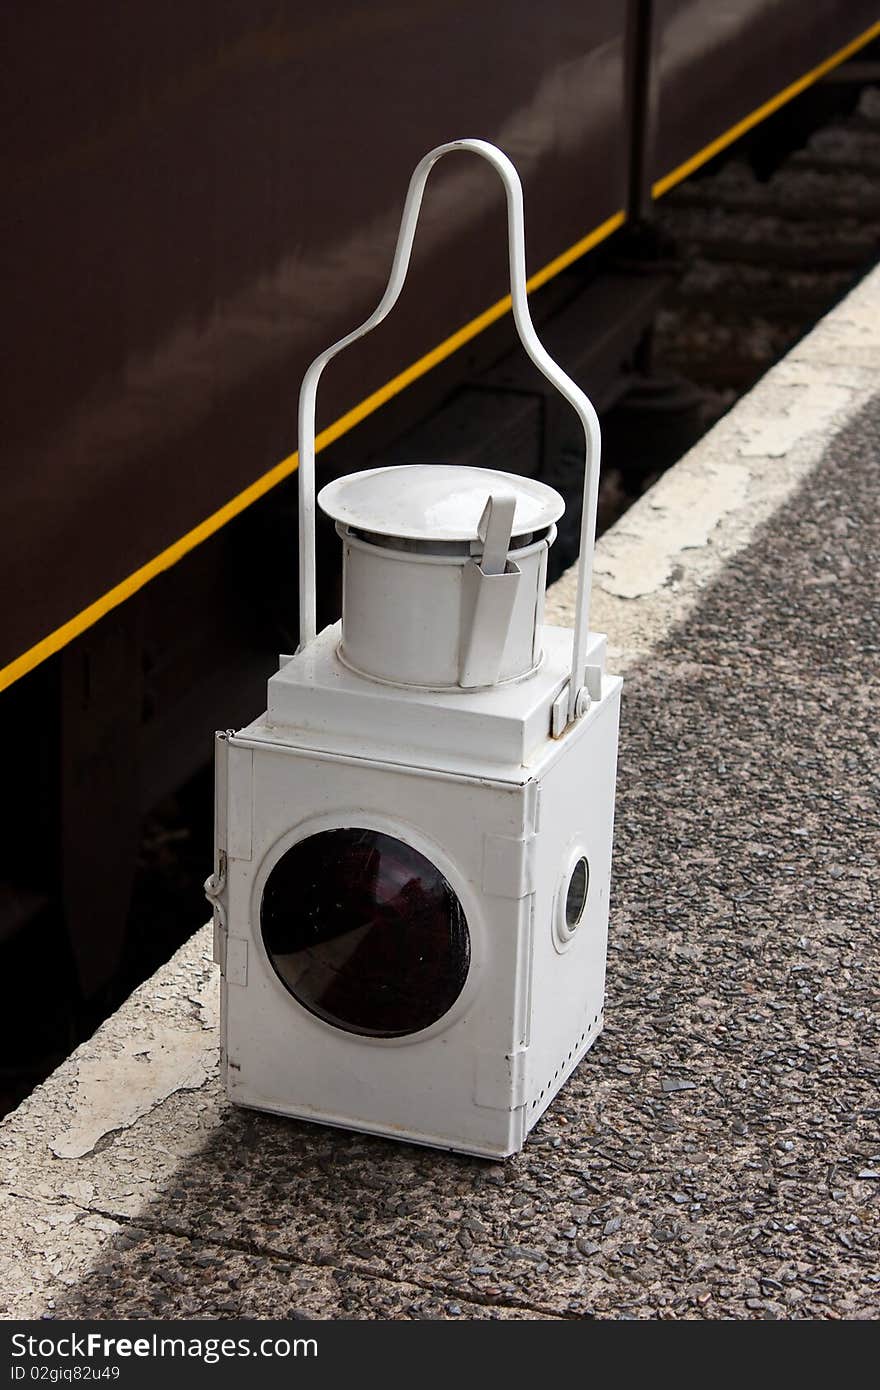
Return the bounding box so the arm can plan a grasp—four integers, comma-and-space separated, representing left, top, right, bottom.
260, 828, 470, 1037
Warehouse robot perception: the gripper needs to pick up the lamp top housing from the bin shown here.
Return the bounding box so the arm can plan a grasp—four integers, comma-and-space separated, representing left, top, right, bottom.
318, 464, 564, 544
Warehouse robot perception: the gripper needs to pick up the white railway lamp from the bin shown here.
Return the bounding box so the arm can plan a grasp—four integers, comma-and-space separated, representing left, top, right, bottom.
206, 139, 622, 1158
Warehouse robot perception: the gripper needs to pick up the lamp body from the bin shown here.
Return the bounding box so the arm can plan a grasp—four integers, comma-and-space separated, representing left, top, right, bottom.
212, 622, 621, 1158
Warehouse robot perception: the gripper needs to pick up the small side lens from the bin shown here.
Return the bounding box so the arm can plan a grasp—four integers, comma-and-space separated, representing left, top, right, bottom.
565, 857, 590, 931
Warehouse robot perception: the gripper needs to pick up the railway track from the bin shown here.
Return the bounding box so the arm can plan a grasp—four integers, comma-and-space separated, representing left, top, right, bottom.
545, 79, 880, 577
651, 84, 880, 397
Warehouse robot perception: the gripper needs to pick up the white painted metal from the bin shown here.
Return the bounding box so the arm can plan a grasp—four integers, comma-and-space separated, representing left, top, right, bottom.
318, 464, 562, 543
477, 495, 516, 576
458, 501, 522, 689
213, 630, 621, 1159
325, 464, 561, 689
336, 522, 549, 689
210, 139, 621, 1158
265, 622, 608, 770
297, 137, 602, 726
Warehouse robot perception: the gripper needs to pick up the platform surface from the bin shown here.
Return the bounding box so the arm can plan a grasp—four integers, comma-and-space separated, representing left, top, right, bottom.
2, 267, 879, 1321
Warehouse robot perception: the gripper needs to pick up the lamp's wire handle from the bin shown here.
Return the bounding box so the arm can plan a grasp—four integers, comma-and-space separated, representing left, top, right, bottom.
297, 138, 601, 723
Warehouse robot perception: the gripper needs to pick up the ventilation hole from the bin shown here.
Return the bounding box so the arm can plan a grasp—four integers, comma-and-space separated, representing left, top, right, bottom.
531, 1028, 606, 1115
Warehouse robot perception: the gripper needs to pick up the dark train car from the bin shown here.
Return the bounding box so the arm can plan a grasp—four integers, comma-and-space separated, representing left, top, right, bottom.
0, 2, 877, 1081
